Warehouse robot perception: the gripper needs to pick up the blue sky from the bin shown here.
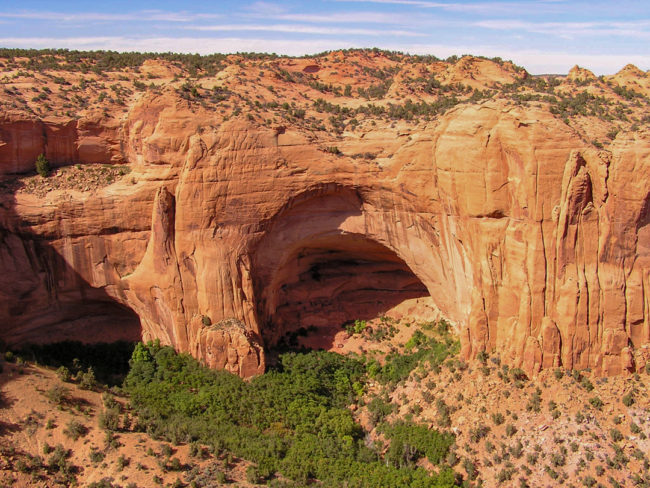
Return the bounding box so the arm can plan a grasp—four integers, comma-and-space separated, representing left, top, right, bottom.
0, 0, 648, 74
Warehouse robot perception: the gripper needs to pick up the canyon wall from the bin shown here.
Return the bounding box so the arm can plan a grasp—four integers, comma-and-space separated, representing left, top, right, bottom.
0, 92, 648, 376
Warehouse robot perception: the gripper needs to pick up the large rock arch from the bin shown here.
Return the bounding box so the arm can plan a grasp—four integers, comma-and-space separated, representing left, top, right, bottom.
1, 96, 648, 377
249, 183, 474, 346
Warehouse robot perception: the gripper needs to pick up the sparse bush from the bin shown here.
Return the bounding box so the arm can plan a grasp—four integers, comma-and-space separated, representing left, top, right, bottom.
161, 444, 173, 458
526, 391, 541, 412
43, 442, 53, 455
169, 457, 183, 471
98, 408, 120, 432
89, 448, 105, 463
46, 385, 69, 405
491, 412, 505, 425
463, 457, 477, 480
63, 419, 87, 440
56, 365, 72, 382
582, 476, 596, 487
78, 367, 97, 390
469, 425, 490, 443
550, 452, 566, 467
581, 377, 594, 391
35, 153, 50, 177
47, 444, 70, 473
510, 368, 527, 381
589, 397, 603, 409
610, 429, 623, 442
246, 465, 260, 484
117, 454, 129, 470
622, 392, 634, 407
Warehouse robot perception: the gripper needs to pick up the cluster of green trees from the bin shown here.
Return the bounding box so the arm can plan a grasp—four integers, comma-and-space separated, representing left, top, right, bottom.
123, 341, 459, 487
0, 48, 228, 76
367, 330, 459, 384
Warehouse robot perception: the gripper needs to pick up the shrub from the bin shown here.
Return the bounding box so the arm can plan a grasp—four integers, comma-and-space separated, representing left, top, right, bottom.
610, 429, 623, 442
117, 454, 129, 470
582, 476, 596, 487
476, 350, 488, 364
550, 452, 566, 467
47, 444, 71, 473
78, 367, 97, 390
88, 479, 118, 488
246, 465, 260, 484
469, 425, 490, 443
46, 385, 69, 405
56, 366, 72, 382
580, 377, 594, 391
622, 392, 634, 407
491, 412, 505, 425
367, 395, 394, 425
89, 448, 105, 463
98, 408, 120, 431
169, 457, 183, 471
63, 419, 87, 440
35, 153, 50, 177
462, 457, 477, 480
381, 420, 454, 466
589, 397, 603, 409
510, 368, 527, 381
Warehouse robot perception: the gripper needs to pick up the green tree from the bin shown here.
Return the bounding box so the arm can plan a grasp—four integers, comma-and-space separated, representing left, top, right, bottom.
35, 153, 50, 177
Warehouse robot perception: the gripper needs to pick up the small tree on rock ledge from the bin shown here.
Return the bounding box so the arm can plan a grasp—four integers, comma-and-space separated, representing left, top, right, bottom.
35, 153, 50, 177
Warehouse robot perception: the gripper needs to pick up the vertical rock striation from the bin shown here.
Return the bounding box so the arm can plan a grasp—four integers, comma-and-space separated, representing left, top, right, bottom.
0, 93, 648, 377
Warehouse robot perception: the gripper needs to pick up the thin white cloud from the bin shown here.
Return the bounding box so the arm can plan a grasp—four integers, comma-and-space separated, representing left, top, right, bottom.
332, 0, 567, 14
244, 2, 287, 16
0, 36, 647, 74
258, 12, 414, 24
476, 19, 650, 39
187, 23, 425, 37
0, 10, 222, 23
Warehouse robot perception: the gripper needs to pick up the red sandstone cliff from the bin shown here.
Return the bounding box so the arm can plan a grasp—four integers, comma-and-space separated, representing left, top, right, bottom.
0, 53, 648, 377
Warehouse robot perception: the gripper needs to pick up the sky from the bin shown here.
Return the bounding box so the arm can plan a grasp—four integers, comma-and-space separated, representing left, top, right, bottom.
0, 0, 648, 75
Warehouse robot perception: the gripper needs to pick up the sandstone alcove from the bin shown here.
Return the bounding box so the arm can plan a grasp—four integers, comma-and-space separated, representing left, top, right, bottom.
0, 239, 143, 346
251, 185, 433, 350
5, 295, 142, 346
45, 299, 142, 344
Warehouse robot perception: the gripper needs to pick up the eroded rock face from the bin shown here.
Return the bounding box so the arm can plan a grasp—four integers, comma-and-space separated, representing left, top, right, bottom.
0, 93, 648, 377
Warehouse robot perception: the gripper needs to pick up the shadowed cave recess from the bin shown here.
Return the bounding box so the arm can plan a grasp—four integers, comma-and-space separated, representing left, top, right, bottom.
252, 186, 435, 351
265, 234, 429, 349
0, 241, 143, 347
6, 297, 142, 346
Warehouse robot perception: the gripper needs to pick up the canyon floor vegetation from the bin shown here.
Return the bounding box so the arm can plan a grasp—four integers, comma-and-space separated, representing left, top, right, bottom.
1, 317, 649, 487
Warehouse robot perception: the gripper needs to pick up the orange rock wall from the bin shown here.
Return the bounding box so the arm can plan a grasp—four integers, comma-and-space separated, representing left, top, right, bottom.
1, 95, 648, 377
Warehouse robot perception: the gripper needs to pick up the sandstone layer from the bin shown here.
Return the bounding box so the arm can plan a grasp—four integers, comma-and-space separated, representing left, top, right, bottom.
0, 52, 648, 376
